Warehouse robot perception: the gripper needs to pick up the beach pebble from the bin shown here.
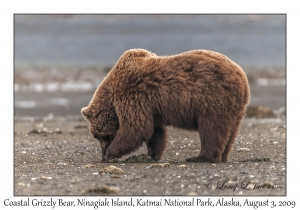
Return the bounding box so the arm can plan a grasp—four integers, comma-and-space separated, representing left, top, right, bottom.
150, 163, 170, 168
178, 164, 187, 169
237, 148, 250, 152
187, 191, 198, 196
83, 185, 120, 195
18, 182, 27, 186
99, 165, 124, 174
83, 164, 96, 168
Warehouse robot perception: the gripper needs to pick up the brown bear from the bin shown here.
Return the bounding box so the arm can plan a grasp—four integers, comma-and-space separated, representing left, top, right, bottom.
81, 48, 250, 163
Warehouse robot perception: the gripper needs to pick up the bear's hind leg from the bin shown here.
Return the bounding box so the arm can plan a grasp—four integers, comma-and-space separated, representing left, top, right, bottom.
221, 116, 243, 162
147, 126, 167, 161
186, 118, 230, 163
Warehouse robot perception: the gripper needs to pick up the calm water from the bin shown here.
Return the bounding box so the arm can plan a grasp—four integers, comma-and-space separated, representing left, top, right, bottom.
15, 14, 286, 68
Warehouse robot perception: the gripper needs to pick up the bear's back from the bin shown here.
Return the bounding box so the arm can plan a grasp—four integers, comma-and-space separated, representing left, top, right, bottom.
104, 49, 249, 127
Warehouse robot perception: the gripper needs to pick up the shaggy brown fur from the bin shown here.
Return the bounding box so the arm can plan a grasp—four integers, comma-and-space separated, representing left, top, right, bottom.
81, 49, 250, 163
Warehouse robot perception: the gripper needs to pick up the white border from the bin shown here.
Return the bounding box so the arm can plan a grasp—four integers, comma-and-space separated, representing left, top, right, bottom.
2, 1, 298, 209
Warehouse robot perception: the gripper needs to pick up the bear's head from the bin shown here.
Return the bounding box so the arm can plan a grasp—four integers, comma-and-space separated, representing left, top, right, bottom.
81, 106, 119, 160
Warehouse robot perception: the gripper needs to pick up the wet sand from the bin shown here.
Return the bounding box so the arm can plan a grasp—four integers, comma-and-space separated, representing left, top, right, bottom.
14, 117, 286, 196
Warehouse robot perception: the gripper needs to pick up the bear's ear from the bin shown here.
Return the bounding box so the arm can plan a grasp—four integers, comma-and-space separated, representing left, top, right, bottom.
81, 107, 92, 119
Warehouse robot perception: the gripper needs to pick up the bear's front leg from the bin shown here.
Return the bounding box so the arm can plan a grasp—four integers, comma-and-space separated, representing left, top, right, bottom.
103, 123, 154, 162
102, 97, 155, 162
102, 145, 122, 162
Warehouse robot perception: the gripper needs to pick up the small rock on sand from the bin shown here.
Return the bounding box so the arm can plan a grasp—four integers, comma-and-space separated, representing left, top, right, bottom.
237, 148, 250, 152
31, 176, 53, 181
187, 191, 198, 196
83, 185, 120, 195
83, 164, 96, 168
150, 163, 170, 168
99, 165, 124, 174
178, 164, 187, 169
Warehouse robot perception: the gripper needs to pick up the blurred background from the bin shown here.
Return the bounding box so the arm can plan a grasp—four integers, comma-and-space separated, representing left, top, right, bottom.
14, 14, 286, 118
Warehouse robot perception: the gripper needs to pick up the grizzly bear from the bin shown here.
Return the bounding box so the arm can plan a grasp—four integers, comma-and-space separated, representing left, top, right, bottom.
81, 49, 250, 163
